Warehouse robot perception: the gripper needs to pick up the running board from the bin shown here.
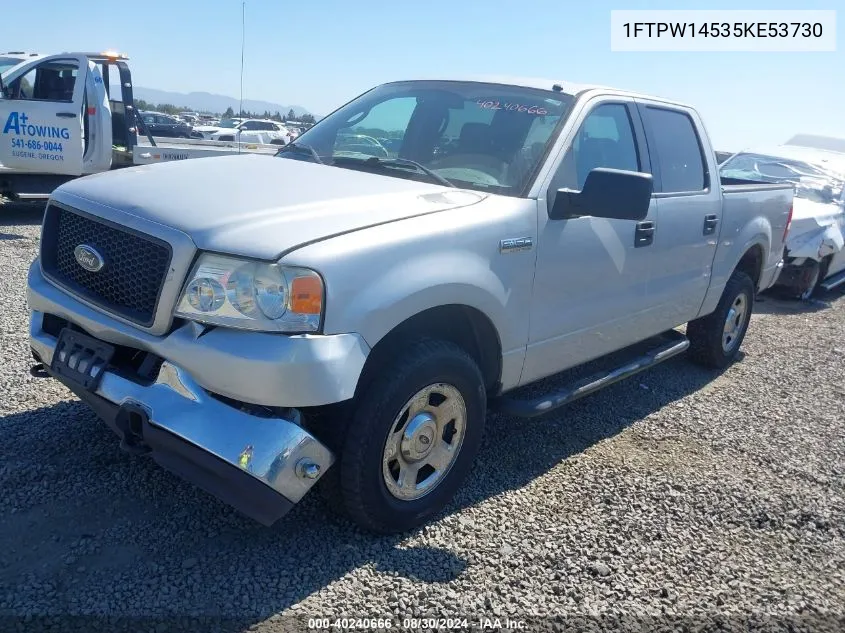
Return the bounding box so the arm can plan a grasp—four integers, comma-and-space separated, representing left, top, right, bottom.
819, 269, 845, 291
492, 331, 690, 418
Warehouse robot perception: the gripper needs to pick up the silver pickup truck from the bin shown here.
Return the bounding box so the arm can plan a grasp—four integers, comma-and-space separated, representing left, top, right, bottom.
27, 77, 793, 533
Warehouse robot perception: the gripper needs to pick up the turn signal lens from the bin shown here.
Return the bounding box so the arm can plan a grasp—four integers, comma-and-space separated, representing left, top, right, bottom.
290, 275, 323, 315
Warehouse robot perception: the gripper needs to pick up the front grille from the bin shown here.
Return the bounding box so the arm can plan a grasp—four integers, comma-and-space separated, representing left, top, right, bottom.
41, 205, 172, 326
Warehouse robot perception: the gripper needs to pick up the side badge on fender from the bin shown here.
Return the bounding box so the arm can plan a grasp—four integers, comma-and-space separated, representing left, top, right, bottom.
499, 237, 534, 254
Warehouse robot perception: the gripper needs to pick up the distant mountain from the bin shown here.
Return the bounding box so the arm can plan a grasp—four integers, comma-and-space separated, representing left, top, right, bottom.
133, 87, 311, 117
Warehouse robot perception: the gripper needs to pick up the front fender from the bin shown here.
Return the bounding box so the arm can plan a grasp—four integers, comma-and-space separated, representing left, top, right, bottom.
339, 250, 513, 349
282, 199, 539, 378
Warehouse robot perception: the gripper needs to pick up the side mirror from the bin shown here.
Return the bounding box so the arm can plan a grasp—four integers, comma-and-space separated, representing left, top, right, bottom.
550, 168, 653, 221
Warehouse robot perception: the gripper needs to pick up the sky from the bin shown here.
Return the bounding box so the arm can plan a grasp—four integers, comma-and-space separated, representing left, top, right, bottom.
7, 0, 842, 151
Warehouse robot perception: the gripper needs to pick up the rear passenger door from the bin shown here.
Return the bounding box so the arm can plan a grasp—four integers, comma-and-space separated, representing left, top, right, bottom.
635, 101, 722, 328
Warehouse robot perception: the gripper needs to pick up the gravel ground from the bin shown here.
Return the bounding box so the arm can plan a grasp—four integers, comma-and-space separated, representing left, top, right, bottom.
1, 203, 844, 632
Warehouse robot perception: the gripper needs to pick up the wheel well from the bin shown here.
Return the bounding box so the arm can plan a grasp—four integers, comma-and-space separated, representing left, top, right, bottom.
736, 245, 763, 290
358, 305, 502, 397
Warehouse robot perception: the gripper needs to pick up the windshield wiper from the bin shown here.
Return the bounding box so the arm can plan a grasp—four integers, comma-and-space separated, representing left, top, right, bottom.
334, 156, 455, 188
277, 142, 324, 164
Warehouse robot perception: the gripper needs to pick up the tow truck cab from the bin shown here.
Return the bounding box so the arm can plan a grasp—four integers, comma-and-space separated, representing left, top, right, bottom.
0, 51, 139, 198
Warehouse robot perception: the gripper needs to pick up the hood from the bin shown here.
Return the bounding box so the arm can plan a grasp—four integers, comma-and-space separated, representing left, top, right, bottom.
52, 155, 486, 260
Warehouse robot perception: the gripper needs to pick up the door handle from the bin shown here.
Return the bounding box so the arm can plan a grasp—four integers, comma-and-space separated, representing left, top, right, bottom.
703, 214, 719, 236
634, 221, 655, 248
56, 112, 77, 118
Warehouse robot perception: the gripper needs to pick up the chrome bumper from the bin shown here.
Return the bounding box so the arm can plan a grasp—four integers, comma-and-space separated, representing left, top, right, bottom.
30, 311, 334, 525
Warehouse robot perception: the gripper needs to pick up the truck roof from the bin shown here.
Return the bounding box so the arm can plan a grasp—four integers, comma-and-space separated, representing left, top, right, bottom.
392, 75, 696, 109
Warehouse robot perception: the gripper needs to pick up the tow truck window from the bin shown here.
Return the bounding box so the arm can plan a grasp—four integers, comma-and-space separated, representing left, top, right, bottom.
281, 80, 574, 197
7, 59, 79, 102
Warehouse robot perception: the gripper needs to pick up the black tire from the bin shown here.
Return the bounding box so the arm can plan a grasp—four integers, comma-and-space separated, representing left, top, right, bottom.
687, 270, 755, 369
325, 339, 486, 534
796, 259, 822, 300
814, 256, 833, 295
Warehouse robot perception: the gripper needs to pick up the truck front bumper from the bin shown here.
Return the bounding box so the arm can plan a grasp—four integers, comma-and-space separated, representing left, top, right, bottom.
30, 310, 334, 525
26, 263, 348, 525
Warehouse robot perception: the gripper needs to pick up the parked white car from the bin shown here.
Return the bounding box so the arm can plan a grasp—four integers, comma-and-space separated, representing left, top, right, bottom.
721, 145, 845, 297
210, 119, 291, 145
191, 118, 240, 139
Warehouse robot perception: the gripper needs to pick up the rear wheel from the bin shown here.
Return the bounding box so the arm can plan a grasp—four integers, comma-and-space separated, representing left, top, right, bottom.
687, 270, 755, 368
797, 259, 823, 300
325, 339, 486, 533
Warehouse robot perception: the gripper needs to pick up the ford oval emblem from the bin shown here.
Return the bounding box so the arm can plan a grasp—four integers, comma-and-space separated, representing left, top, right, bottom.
73, 244, 105, 272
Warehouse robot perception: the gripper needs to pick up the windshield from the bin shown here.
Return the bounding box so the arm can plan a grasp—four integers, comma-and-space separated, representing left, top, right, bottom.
721, 152, 845, 206
277, 80, 574, 195
0, 56, 25, 83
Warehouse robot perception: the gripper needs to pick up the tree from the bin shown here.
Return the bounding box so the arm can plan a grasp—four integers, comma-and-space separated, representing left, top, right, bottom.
300, 113, 316, 125
223, 106, 234, 118
286, 108, 296, 121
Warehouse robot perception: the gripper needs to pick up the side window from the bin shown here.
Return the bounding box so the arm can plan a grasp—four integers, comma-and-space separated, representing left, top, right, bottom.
643, 107, 707, 193
8, 60, 79, 102
240, 121, 258, 130
555, 103, 640, 191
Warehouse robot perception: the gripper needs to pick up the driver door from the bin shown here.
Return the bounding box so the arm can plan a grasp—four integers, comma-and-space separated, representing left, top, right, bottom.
0, 54, 88, 175
521, 99, 660, 385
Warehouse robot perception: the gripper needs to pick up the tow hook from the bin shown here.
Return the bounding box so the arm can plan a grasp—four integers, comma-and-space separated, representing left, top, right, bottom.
115, 402, 152, 456
30, 363, 50, 378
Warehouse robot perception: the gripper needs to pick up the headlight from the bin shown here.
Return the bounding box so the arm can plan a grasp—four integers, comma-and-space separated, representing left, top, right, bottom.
174, 253, 323, 332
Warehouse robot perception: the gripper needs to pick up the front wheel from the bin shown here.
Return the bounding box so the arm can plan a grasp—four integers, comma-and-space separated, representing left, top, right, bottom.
687, 270, 755, 369
328, 339, 486, 533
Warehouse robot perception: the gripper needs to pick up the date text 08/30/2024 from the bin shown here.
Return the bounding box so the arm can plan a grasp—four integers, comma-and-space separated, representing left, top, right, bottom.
307, 617, 528, 630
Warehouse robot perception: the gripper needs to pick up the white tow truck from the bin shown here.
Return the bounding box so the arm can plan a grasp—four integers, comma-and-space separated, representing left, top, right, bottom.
0, 51, 281, 200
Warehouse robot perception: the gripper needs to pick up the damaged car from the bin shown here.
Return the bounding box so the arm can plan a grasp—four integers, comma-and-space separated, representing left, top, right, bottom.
721, 145, 845, 298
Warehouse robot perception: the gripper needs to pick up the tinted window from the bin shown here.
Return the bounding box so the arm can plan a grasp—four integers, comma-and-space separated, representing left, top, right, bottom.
644, 107, 706, 193
554, 103, 640, 191
8, 59, 79, 102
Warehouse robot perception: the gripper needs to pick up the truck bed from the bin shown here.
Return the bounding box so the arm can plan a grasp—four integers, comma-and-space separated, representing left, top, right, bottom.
719, 176, 794, 292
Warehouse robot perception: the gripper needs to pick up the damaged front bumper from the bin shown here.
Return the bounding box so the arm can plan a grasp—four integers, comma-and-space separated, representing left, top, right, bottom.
29, 310, 334, 526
